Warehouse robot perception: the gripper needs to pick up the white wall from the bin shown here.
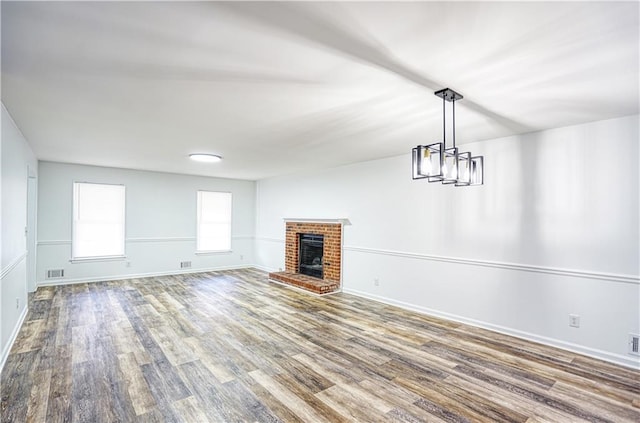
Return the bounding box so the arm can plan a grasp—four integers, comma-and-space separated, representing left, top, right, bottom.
1, 104, 37, 369
37, 162, 255, 285
255, 115, 640, 368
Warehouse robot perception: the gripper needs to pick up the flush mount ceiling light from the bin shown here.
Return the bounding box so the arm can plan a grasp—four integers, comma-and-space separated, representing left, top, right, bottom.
412, 88, 483, 186
189, 153, 222, 163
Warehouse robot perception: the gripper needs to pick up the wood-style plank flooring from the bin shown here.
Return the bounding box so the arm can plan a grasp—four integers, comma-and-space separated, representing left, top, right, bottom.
1, 269, 639, 422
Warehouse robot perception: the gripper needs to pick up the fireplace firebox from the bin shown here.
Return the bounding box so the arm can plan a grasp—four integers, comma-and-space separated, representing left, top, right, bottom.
298, 234, 324, 279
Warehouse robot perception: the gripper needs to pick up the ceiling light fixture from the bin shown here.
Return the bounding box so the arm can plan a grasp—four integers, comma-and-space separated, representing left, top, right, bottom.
412, 88, 483, 186
189, 153, 222, 163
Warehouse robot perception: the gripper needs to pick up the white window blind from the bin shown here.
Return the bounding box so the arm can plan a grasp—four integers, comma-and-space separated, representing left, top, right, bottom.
72, 182, 126, 259
197, 191, 232, 252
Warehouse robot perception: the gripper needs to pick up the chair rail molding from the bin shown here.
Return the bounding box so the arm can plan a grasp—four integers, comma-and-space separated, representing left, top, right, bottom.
344, 245, 639, 285
1, 251, 28, 279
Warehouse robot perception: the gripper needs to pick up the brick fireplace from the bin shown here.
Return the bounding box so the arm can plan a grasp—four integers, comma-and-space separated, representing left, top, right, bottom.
268, 219, 347, 295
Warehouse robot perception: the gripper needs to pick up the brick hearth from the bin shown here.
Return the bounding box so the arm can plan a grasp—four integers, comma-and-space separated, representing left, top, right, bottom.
268, 271, 339, 294
268, 220, 343, 295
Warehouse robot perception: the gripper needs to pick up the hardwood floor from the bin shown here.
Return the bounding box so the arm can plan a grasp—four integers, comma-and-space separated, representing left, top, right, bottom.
1, 268, 639, 422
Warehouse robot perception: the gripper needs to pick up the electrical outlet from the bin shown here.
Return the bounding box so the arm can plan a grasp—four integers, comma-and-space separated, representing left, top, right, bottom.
569, 314, 580, 328
374, 278, 380, 287
240, 254, 244, 261
16, 298, 20, 309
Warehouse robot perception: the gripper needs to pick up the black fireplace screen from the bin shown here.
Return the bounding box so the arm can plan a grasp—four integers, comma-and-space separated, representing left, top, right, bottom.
298, 234, 324, 279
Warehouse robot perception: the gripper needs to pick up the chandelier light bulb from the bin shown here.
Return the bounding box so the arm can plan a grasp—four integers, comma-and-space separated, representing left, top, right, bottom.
424, 150, 433, 174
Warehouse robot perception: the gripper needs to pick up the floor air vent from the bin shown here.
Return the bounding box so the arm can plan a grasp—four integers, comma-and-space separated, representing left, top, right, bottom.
630, 334, 640, 355
47, 269, 64, 279
180, 261, 192, 269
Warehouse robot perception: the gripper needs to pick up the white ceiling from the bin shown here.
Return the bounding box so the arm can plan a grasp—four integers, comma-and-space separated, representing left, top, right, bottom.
2, 1, 638, 180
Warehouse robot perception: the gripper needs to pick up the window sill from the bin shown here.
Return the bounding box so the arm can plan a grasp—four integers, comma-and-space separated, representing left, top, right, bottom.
70, 255, 127, 263
195, 250, 233, 256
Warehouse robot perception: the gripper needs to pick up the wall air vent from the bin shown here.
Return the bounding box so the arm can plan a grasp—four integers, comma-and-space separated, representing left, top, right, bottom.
46, 269, 64, 279
630, 334, 640, 355
180, 261, 192, 269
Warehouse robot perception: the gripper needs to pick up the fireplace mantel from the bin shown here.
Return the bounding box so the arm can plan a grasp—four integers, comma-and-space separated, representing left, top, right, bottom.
283, 218, 351, 225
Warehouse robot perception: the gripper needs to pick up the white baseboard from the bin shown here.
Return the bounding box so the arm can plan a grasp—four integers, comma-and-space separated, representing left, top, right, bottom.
36, 264, 253, 287
0, 304, 29, 374
342, 287, 640, 370
251, 264, 280, 273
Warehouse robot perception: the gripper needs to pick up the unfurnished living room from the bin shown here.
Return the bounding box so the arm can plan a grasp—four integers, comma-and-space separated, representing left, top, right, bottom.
1, 1, 639, 422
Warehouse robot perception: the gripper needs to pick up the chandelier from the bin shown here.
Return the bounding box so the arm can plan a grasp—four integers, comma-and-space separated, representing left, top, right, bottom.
412, 88, 483, 186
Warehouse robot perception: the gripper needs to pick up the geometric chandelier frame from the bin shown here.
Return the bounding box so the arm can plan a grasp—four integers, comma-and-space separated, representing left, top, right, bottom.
412, 88, 484, 186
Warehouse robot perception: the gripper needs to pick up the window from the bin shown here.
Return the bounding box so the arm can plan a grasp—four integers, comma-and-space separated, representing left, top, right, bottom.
197, 191, 232, 252
72, 182, 125, 259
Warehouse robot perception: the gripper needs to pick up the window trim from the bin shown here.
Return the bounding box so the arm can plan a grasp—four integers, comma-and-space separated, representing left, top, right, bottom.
196, 190, 233, 253
71, 181, 127, 260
